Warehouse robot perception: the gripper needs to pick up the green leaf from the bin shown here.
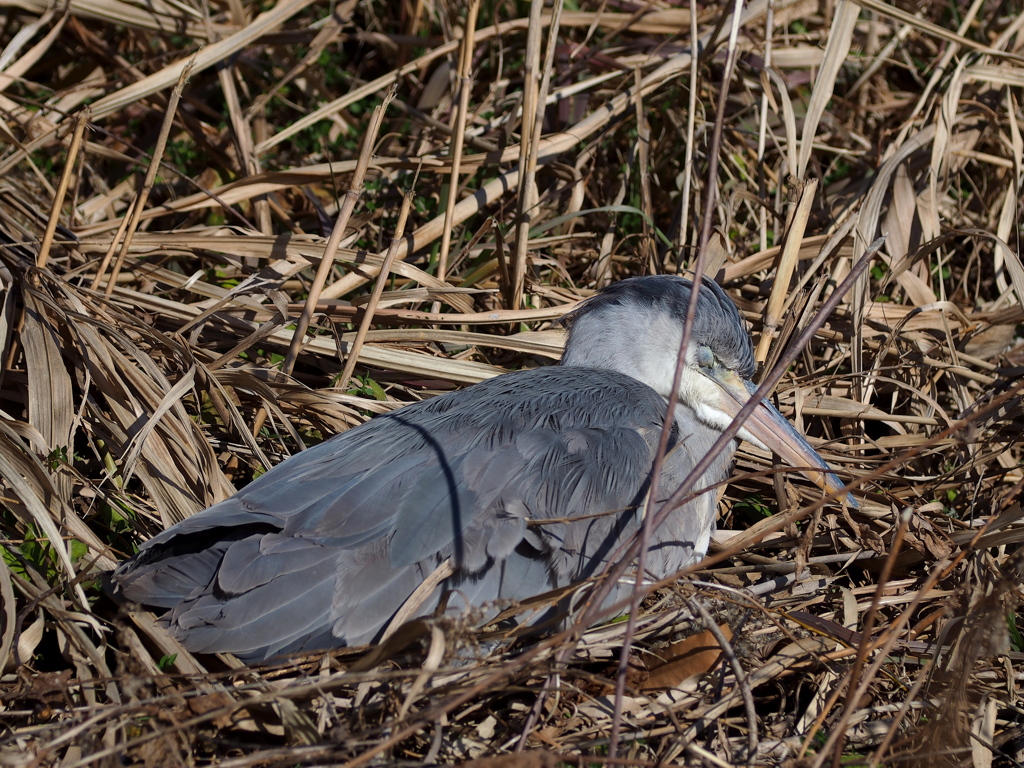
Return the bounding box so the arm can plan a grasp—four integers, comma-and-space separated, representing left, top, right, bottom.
735, 495, 772, 519
48, 446, 69, 471
70, 540, 89, 563
1008, 613, 1024, 653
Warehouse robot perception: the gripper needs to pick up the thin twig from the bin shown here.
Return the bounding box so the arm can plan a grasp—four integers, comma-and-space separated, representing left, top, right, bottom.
826, 507, 912, 768
338, 184, 415, 388
38, 108, 89, 270
97, 60, 195, 294
437, 0, 479, 282
281, 86, 395, 376
686, 596, 759, 766
676, 0, 700, 260
509, 0, 545, 311
697, 0, 745, 257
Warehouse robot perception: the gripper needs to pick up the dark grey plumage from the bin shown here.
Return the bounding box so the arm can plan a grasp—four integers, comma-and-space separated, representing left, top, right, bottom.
112, 276, 846, 662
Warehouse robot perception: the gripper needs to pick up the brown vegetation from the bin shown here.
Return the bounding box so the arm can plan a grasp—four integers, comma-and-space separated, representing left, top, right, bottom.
1, 0, 1023, 765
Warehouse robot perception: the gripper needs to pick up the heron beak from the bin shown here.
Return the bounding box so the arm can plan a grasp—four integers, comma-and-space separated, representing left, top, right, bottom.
710, 369, 857, 507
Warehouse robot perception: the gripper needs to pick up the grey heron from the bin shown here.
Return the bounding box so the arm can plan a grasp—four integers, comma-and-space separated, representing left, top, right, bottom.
112, 276, 851, 662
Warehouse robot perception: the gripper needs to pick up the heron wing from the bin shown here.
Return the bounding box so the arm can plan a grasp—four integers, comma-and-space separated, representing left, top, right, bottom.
275, 368, 669, 568
112, 366, 704, 660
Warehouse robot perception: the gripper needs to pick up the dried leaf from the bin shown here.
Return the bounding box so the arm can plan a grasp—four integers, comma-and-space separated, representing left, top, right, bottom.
16, 612, 45, 666
0, 556, 14, 671
641, 624, 733, 691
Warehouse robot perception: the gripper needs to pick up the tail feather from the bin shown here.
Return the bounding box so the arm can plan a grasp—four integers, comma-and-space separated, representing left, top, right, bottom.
168, 551, 340, 660
114, 540, 234, 608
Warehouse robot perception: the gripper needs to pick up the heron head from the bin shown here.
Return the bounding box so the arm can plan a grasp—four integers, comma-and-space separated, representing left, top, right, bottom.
559, 275, 755, 411
560, 276, 854, 506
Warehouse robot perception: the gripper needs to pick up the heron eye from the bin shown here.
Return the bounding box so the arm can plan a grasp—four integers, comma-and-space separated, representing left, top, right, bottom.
696, 345, 715, 368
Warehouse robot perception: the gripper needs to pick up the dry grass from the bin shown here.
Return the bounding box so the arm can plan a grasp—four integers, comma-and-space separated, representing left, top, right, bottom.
1, 0, 1024, 765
